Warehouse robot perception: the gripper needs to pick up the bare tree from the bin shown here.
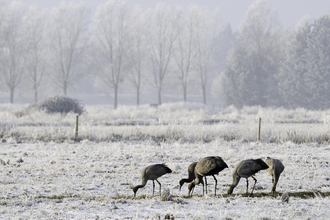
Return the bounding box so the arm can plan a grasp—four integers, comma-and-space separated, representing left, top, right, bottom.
0, 2, 26, 103
194, 8, 222, 104
89, 1, 131, 109
47, 3, 90, 95
126, 6, 147, 106
173, 6, 199, 102
147, 4, 180, 105
23, 6, 48, 102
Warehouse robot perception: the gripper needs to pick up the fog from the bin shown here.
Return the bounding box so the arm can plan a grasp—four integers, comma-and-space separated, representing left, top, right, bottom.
1, 0, 330, 108
9, 0, 330, 29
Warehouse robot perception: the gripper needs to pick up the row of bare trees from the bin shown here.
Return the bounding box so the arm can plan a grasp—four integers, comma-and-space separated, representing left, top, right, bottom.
0, 2, 90, 104
89, 2, 223, 108
0, 1, 225, 108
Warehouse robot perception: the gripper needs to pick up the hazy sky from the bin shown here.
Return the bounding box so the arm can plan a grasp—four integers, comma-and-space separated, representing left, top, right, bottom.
6, 0, 330, 29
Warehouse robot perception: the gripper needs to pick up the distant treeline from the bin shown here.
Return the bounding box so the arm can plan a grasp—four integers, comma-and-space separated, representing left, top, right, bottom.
0, 0, 329, 109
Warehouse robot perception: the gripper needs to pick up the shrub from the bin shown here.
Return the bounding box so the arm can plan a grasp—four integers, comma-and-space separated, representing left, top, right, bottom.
25, 96, 84, 115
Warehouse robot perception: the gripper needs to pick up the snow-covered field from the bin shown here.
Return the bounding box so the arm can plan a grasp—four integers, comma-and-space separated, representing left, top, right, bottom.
0, 103, 330, 219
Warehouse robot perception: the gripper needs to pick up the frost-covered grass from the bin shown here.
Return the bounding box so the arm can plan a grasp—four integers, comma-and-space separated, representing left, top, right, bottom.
1, 103, 330, 144
0, 140, 329, 219
0, 103, 330, 218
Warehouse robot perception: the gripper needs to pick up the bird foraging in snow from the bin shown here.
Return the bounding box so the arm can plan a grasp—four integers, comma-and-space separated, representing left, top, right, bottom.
179, 162, 208, 194
179, 162, 198, 190
188, 156, 228, 196
265, 157, 285, 195
227, 158, 269, 196
133, 164, 172, 198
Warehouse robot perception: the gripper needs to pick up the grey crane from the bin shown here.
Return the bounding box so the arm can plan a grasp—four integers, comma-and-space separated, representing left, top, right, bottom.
179, 162, 207, 194
227, 159, 269, 196
133, 164, 172, 198
188, 156, 228, 196
265, 157, 285, 195
179, 162, 198, 191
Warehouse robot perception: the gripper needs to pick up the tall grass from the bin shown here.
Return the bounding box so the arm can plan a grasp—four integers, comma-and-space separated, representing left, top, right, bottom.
1, 103, 330, 143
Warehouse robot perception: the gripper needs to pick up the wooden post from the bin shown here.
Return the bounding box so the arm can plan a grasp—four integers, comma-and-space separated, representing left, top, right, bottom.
257, 118, 261, 141
75, 115, 79, 142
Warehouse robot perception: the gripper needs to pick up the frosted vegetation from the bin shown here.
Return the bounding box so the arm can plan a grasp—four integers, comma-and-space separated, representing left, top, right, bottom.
15, 96, 85, 117
0, 102, 330, 219
1, 102, 330, 144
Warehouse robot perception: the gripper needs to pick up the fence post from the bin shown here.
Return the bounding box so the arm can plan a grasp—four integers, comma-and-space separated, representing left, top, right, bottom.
257, 118, 261, 141
75, 115, 79, 142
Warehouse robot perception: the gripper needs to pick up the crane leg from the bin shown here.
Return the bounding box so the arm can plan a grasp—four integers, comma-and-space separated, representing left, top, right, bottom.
204, 177, 208, 194
152, 180, 155, 196
250, 176, 257, 196
156, 179, 162, 196
245, 178, 249, 195
202, 182, 205, 195
212, 175, 218, 196
188, 185, 195, 196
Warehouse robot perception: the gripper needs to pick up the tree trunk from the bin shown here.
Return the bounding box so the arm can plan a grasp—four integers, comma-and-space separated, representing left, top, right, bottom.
158, 86, 162, 105
114, 84, 118, 109
202, 86, 206, 104
136, 86, 140, 106
10, 87, 14, 104
183, 85, 187, 102
63, 81, 67, 95
34, 89, 38, 103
